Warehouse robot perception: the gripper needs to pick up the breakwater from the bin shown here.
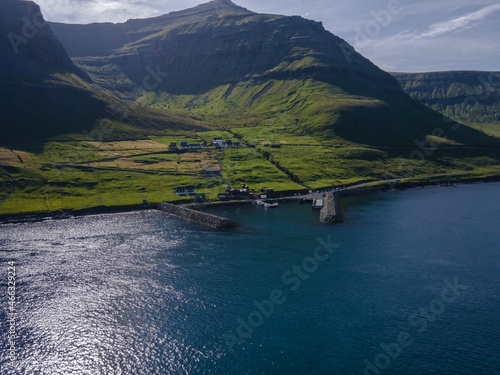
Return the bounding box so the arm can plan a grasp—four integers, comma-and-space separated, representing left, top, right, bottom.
319, 192, 345, 224
158, 202, 239, 230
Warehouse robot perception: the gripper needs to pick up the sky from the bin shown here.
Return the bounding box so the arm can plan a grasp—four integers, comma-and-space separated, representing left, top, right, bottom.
35, 0, 500, 73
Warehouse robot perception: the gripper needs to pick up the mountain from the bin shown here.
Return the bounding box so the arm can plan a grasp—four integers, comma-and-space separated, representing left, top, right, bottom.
0, 0, 204, 144
392, 71, 500, 126
49, 0, 499, 148
2, 0, 500, 217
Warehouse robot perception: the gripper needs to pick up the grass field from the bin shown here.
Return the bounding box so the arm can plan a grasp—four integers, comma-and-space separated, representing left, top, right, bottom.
1, 131, 500, 216
219, 148, 305, 191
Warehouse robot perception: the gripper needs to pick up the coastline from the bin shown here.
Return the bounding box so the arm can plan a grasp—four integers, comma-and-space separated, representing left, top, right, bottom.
1, 175, 500, 225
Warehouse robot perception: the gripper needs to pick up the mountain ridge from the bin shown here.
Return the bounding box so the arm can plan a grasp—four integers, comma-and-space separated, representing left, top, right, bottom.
0, 0, 206, 144
392, 71, 500, 126
48, 1, 499, 148
2, 0, 500, 216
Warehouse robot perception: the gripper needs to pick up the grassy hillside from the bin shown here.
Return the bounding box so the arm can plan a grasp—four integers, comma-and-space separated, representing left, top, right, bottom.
393, 71, 500, 126
0, 0, 206, 145
1, 1, 500, 217
137, 78, 499, 148
50, 1, 500, 149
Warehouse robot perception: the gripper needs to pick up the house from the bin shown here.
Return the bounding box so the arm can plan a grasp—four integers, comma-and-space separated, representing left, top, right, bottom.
188, 144, 202, 150
218, 193, 229, 200
260, 187, 274, 197
169, 142, 178, 151
201, 141, 208, 148
175, 186, 196, 196
180, 141, 188, 149
195, 193, 206, 201
205, 168, 221, 175
213, 138, 224, 148
225, 140, 233, 147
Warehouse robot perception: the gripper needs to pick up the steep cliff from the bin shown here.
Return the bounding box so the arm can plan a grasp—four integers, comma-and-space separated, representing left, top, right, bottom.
393, 71, 500, 125
0, 0, 86, 81
50, 0, 396, 94
0, 0, 204, 144
49, 0, 499, 147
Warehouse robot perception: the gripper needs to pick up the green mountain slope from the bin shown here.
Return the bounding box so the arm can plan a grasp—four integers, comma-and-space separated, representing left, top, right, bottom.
0, 0, 205, 145
50, 0, 500, 148
2, 0, 500, 217
392, 71, 500, 128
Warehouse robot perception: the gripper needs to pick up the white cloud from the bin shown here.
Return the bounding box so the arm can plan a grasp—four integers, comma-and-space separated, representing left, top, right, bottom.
38, 0, 161, 23
364, 3, 500, 52
421, 3, 500, 38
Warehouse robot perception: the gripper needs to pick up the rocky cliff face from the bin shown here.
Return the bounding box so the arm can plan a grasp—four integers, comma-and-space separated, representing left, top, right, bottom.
0, 0, 84, 81
50, 0, 398, 94
46, 0, 500, 148
393, 71, 500, 124
0, 0, 108, 142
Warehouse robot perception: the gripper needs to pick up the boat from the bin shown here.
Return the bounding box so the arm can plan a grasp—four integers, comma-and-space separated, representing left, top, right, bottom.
263, 202, 279, 208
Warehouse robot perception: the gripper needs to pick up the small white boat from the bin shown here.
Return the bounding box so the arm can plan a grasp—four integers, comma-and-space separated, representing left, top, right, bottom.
263, 202, 279, 208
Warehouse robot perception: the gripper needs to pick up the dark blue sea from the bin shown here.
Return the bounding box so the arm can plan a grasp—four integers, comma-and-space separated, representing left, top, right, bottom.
1, 183, 500, 374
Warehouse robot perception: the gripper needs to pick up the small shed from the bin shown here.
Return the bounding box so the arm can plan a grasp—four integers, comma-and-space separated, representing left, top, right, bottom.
205, 168, 221, 175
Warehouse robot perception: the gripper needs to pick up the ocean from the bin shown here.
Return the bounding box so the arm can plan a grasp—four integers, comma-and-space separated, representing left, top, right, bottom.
1, 183, 499, 374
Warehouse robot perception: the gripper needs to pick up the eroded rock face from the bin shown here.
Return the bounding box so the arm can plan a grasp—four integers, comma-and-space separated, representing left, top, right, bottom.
393, 71, 500, 124
0, 0, 111, 142
49, 0, 399, 94
0, 0, 84, 80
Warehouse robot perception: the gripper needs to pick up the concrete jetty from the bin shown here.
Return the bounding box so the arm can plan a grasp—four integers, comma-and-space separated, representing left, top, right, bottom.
158, 202, 238, 230
319, 192, 345, 224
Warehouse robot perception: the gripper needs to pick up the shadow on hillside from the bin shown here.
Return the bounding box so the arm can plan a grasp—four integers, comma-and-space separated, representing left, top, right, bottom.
0, 83, 109, 148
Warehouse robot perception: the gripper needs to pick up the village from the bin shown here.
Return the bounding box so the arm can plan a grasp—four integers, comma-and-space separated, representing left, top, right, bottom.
167, 137, 241, 151
169, 137, 334, 208
171, 137, 284, 202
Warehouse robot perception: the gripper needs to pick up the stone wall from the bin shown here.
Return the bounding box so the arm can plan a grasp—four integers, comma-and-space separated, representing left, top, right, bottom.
158, 202, 238, 230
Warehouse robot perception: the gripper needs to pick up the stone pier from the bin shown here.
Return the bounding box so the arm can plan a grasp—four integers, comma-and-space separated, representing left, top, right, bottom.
319, 192, 345, 224
158, 202, 239, 230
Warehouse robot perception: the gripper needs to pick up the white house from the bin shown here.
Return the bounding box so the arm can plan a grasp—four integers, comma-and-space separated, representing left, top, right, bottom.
175, 186, 196, 196
213, 138, 224, 148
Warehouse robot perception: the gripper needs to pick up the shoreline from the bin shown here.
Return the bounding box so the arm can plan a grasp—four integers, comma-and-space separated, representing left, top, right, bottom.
1, 175, 500, 225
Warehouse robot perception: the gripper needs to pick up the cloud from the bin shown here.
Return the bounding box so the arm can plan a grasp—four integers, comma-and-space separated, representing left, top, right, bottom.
37, 0, 162, 23
368, 3, 500, 49
421, 3, 500, 38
